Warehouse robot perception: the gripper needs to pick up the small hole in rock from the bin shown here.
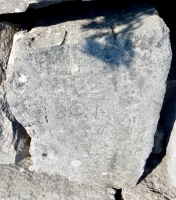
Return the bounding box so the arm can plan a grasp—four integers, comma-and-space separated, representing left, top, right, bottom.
42, 153, 47, 158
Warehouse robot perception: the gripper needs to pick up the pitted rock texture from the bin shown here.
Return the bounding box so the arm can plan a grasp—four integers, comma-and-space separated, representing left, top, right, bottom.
5, 4, 172, 187
0, 0, 74, 14
122, 155, 176, 200
0, 157, 113, 200
0, 22, 19, 82
0, 22, 30, 164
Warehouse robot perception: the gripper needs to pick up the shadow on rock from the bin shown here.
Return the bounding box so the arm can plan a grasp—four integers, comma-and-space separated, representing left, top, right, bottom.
137, 10, 176, 183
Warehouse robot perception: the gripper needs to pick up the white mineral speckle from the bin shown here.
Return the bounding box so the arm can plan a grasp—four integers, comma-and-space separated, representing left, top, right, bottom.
71, 160, 82, 168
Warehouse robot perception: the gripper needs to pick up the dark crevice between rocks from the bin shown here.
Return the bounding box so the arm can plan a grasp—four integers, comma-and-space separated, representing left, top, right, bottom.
0, 65, 6, 85
0, 0, 154, 31
12, 120, 31, 163
153, 0, 176, 149
137, 151, 166, 184
113, 188, 123, 200
0, 1, 157, 70
137, 0, 176, 184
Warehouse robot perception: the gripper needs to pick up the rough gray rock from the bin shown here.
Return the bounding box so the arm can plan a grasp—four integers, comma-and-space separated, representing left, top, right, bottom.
160, 67, 176, 187
0, 22, 19, 82
5, 4, 172, 188
0, 0, 74, 14
0, 22, 30, 164
0, 87, 31, 164
122, 155, 176, 200
151, 28, 176, 186
167, 124, 176, 187
161, 30, 176, 187
0, 157, 114, 200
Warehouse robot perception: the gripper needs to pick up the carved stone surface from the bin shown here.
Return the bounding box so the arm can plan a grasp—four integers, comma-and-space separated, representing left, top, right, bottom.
5, 4, 172, 187
0, 22, 30, 164
0, 0, 74, 14
0, 157, 113, 200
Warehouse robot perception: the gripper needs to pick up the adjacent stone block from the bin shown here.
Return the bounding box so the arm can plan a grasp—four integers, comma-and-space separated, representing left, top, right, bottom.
0, 158, 112, 200
0, 22, 30, 164
5, 4, 172, 187
122, 155, 176, 200
0, 0, 74, 14
167, 123, 176, 187
0, 22, 19, 81
160, 67, 176, 187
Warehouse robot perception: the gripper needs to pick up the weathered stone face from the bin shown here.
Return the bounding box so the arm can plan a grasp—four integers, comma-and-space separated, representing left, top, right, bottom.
0, 22, 30, 164
5, 4, 172, 187
0, 0, 74, 14
0, 22, 19, 79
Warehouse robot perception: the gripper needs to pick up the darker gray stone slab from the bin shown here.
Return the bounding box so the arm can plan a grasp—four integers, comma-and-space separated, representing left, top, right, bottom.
5, 4, 171, 187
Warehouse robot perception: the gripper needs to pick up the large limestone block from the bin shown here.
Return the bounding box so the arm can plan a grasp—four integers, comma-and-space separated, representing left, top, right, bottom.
5, 4, 172, 187
0, 0, 74, 14
0, 22, 30, 164
0, 158, 113, 200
